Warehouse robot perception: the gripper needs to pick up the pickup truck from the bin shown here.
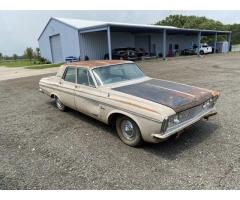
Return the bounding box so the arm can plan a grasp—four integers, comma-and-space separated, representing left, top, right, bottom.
199, 44, 213, 55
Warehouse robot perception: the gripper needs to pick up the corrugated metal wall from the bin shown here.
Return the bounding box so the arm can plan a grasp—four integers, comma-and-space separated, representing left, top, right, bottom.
38, 19, 80, 63
166, 34, 198, 52
79, 31, 136, 60
79, 31, 199, 60
111, 32, 135, 49
79, 31, 108, 60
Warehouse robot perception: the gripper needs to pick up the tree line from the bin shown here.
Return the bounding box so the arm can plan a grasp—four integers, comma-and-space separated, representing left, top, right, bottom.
155, 15, 240, 44
0, 47, 39, 61
0, 47, 49, 64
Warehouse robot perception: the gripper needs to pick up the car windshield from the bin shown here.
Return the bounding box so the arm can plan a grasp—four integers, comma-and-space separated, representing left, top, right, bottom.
92, 63, 145, 85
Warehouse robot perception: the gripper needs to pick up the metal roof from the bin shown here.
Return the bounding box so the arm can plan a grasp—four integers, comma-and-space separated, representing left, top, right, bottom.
54, 17, 177, 30
38, 17, 231, 40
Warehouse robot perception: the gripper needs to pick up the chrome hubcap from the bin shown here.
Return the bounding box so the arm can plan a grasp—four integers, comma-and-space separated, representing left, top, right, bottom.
120, 120, 135, 140
56, 98, 64, 109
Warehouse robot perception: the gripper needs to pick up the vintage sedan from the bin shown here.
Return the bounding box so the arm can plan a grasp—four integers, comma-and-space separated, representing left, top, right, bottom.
39, 60, 219, 147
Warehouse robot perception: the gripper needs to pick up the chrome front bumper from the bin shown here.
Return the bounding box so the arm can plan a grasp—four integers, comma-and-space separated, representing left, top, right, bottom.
152, 108, 217, 139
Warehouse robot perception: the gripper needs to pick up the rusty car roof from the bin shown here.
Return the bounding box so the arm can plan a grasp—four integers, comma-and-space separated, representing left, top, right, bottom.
63, 60, 132, 69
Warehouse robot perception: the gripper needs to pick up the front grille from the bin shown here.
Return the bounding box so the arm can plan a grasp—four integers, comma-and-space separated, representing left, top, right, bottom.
178, 104, 203, 122
160, 97, 217, 133
167, 103, 207, 130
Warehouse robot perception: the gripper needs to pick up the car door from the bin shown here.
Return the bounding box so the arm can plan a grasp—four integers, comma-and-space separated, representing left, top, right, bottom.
75, 67, 101, 118
59, 66, 76, 109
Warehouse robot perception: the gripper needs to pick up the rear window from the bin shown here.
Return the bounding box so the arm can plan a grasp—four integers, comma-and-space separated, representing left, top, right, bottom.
63, 67, 76, 83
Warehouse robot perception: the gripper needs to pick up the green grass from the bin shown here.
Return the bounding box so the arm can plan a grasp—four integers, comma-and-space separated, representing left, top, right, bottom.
25, 63, 63, 69
0, 59, 62, 69
0, 59, 39, 67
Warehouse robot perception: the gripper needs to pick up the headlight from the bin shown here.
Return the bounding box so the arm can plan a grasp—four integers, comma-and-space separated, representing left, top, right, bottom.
173, 115, 180, 124
203, 97, 217, 109
202, 101, 208, 109
168, 114, 181, 129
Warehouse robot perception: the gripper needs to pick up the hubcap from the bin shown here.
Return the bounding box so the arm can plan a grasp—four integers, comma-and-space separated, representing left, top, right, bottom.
120, 120, 135, 140
56, 98, 64, 110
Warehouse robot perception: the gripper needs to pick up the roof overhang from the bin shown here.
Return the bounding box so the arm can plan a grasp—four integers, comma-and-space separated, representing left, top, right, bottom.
38, 17, 231, 41
78, 23, 231, 36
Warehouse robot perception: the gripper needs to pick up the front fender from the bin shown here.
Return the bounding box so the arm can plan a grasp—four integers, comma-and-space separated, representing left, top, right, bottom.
106, 109, 142, 131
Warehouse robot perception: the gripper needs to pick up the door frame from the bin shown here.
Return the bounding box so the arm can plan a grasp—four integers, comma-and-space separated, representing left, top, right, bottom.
49, 34, 63, 63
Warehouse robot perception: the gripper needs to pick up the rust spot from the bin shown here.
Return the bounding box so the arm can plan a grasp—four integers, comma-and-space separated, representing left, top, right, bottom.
211, 90, 220, 97
63, 60, 132, 69
112, 98, 161, 115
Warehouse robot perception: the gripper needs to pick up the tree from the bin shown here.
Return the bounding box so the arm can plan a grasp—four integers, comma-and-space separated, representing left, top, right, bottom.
155, 15, 228, 30
0, 52, 2, 60
229, 24, 240, 44
35, 47, 41, 60
13, 54, 18, 61
24, 47, 34, 61
155, 15, 233, 44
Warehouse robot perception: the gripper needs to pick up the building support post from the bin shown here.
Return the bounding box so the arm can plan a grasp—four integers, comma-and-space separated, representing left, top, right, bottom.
214, 32, 217, 53
162, 29, 166, 60
227, 32, 232, 52
197, 31, 201, 56
107, 26, 112, 60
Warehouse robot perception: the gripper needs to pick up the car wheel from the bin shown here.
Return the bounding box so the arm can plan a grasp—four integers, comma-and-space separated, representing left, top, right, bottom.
200, 50, 204, 55
55, 96, 66, 111
116, 116, 143, 147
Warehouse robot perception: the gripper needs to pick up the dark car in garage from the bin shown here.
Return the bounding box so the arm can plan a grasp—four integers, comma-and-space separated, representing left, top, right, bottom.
181, 48, 197, 56
104, 48, 147, 61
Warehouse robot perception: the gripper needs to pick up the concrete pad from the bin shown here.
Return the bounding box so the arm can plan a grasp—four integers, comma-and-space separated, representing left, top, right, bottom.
0, 66, 59, 81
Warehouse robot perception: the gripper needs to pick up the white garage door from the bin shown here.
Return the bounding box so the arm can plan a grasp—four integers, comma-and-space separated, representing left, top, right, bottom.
50, 34, 63, 63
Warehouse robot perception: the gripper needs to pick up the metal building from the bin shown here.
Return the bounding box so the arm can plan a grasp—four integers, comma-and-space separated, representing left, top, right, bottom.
38, 17, 231, 63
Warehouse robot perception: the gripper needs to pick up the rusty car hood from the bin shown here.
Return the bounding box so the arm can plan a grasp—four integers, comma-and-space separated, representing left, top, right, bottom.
112, 79, 216, 112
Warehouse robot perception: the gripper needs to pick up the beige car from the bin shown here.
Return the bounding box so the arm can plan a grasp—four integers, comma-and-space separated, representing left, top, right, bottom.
39, 60, 219, 146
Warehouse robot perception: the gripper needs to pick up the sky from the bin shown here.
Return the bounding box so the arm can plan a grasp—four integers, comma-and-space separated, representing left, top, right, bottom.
1, 10, 240, 56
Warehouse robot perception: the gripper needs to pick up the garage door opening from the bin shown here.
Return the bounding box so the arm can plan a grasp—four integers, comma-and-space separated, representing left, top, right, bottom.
50, 34, 63, 63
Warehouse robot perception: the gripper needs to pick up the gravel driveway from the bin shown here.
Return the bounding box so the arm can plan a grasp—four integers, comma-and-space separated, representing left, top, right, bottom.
0, 53, 239, 189
0, 66, 58, 81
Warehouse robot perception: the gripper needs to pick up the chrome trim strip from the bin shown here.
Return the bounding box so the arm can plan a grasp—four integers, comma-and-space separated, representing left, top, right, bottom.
40, 84, 162, 123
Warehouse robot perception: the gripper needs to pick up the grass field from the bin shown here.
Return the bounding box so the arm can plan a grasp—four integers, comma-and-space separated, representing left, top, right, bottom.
0, 59, 62, 69
0, 59, 39, 67
26, 63, 63, 69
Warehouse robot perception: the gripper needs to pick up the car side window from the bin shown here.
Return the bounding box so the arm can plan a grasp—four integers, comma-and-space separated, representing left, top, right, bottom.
63, 67, 76, 83
77, 68, 95, 87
